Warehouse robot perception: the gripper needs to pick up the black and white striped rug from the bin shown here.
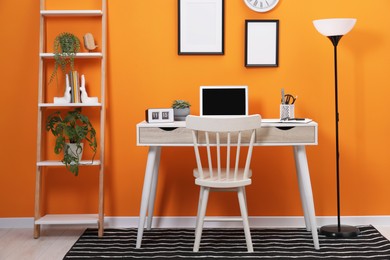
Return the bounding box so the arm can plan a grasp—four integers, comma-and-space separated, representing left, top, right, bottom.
64, 226, 390, 259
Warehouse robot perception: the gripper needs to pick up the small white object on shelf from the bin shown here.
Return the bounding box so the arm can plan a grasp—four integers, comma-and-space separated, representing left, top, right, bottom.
84, 33, 98, 51
53, 74, 71, 104
80, 75, 98, 104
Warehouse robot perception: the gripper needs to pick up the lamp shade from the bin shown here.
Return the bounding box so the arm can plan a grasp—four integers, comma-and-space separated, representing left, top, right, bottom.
313, 18, 356, 36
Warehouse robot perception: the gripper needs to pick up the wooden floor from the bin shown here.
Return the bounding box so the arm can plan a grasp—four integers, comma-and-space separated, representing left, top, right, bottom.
0, 228, 84, 260
1, 226, 390, 260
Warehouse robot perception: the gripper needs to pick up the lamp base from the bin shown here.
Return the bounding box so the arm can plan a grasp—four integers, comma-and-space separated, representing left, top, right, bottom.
319, 224, 360, 238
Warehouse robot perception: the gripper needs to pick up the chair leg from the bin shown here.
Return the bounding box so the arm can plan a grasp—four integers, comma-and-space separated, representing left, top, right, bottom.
237, 187, 253, 252
194, 187, 209, 252
195, 186, 204, 235
243, 187, 248, 209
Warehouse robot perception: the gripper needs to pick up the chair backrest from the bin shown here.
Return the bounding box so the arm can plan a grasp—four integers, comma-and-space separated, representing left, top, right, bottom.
186, 115, 262, 181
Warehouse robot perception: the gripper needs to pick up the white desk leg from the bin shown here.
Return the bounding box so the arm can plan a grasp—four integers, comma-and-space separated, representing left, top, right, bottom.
147, 147, 161, 230
293, 146, 320, 250
136, 146, 161, 248
294, 149, 311, 231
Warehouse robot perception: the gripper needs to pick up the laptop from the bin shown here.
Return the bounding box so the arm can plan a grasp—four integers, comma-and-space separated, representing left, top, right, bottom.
200, 86, 248, 116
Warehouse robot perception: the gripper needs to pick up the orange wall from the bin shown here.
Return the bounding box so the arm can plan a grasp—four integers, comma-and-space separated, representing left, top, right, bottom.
1, 0, 390, 218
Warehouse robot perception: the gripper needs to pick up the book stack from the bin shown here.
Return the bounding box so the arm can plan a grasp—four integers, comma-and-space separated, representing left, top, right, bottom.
68, 70, 81, 103
53, 70, 98, 104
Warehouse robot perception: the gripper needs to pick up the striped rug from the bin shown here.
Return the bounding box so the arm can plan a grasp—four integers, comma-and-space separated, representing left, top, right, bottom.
64, 226, 390, 259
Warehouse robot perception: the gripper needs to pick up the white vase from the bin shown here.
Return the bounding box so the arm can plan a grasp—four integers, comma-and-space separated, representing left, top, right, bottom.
65, 143, 84, 163
173, 108, 190, 121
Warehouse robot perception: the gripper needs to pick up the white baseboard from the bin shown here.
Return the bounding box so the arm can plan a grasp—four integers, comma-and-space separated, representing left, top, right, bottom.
1, 216, 390, 229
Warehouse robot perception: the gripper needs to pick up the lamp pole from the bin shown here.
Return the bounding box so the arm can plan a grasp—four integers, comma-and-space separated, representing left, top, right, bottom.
318, 35, 360, 238
331, 36, 341, 232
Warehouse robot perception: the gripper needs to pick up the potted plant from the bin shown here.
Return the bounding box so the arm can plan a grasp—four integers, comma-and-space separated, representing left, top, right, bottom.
46, 108, 97, 176
49, 32, 81, 84
172, 100, 191, 121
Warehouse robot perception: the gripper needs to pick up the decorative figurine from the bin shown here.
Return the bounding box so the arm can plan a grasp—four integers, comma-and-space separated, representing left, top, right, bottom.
53, 74, 71, 104
83, 33, 98, 51
80, 75, 98, 104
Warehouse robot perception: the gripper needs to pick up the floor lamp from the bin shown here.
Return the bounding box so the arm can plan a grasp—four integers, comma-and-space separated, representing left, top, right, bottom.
313, 18, 360, 238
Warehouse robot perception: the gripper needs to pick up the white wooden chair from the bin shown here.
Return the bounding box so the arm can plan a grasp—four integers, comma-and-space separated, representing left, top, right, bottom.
186, 115, 262, 252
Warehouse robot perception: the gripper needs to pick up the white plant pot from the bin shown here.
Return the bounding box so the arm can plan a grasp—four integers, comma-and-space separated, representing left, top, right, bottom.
173, 108, 190, 121
65, 143, 84, 163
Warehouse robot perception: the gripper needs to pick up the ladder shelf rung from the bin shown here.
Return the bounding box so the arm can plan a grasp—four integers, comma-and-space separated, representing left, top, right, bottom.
41, 10, 103, 17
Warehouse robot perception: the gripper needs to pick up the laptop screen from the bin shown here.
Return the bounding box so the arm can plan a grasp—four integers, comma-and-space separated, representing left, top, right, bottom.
200, 86, 248, 116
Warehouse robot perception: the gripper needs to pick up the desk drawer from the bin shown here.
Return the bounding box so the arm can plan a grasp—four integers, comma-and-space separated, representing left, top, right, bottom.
257, 126, 316, 144
197, 131, 253, 144
138, 127, 193, 144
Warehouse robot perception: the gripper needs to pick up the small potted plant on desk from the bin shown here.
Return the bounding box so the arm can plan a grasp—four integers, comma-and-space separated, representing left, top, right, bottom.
46, 108, 97, 176
172, 100, 191, 121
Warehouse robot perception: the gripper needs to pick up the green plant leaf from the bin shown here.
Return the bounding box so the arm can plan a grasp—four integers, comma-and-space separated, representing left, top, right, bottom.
172, 100, 191, 109
46, 108, 97, 176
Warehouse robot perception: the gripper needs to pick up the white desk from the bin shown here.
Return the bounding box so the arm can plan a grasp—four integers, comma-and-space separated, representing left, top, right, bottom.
135, 119, 320, 249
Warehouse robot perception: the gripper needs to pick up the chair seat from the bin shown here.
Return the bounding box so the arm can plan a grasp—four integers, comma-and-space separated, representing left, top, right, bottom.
193, 168, 252, 178
194, 169, 252, 188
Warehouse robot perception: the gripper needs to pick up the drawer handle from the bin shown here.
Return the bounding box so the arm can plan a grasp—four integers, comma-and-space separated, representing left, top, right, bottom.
276, 126, 295, 131
159, 127, 178, 131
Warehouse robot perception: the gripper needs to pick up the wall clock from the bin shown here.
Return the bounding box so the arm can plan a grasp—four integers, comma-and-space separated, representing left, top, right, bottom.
243, 0, 279, 13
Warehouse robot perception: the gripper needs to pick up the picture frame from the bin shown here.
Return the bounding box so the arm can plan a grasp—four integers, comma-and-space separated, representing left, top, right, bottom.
245, 20, 279, 67
178, 0, 224, 55
145, 108, 174, 123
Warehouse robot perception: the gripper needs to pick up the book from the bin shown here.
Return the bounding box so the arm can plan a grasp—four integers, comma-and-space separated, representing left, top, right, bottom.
72, 71, 79, 103
68, 71, 74, 103
68, 70, 81, 103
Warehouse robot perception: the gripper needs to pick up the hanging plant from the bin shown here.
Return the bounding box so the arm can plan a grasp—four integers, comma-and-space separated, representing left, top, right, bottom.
49, 32, 81, 84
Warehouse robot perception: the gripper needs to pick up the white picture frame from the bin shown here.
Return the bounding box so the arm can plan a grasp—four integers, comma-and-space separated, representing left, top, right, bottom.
178, 0, 224, 55
146, 108, 174, 123
245, 20, 279, 67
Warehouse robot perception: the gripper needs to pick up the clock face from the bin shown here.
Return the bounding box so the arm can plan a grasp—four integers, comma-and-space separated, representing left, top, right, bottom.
244, 0, 279, 12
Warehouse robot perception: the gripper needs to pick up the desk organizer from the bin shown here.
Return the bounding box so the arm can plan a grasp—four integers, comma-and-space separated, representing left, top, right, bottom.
280, 104, 295, 119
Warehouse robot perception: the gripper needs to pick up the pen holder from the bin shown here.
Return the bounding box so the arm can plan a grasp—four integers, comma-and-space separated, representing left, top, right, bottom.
280, 104, 294, 119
